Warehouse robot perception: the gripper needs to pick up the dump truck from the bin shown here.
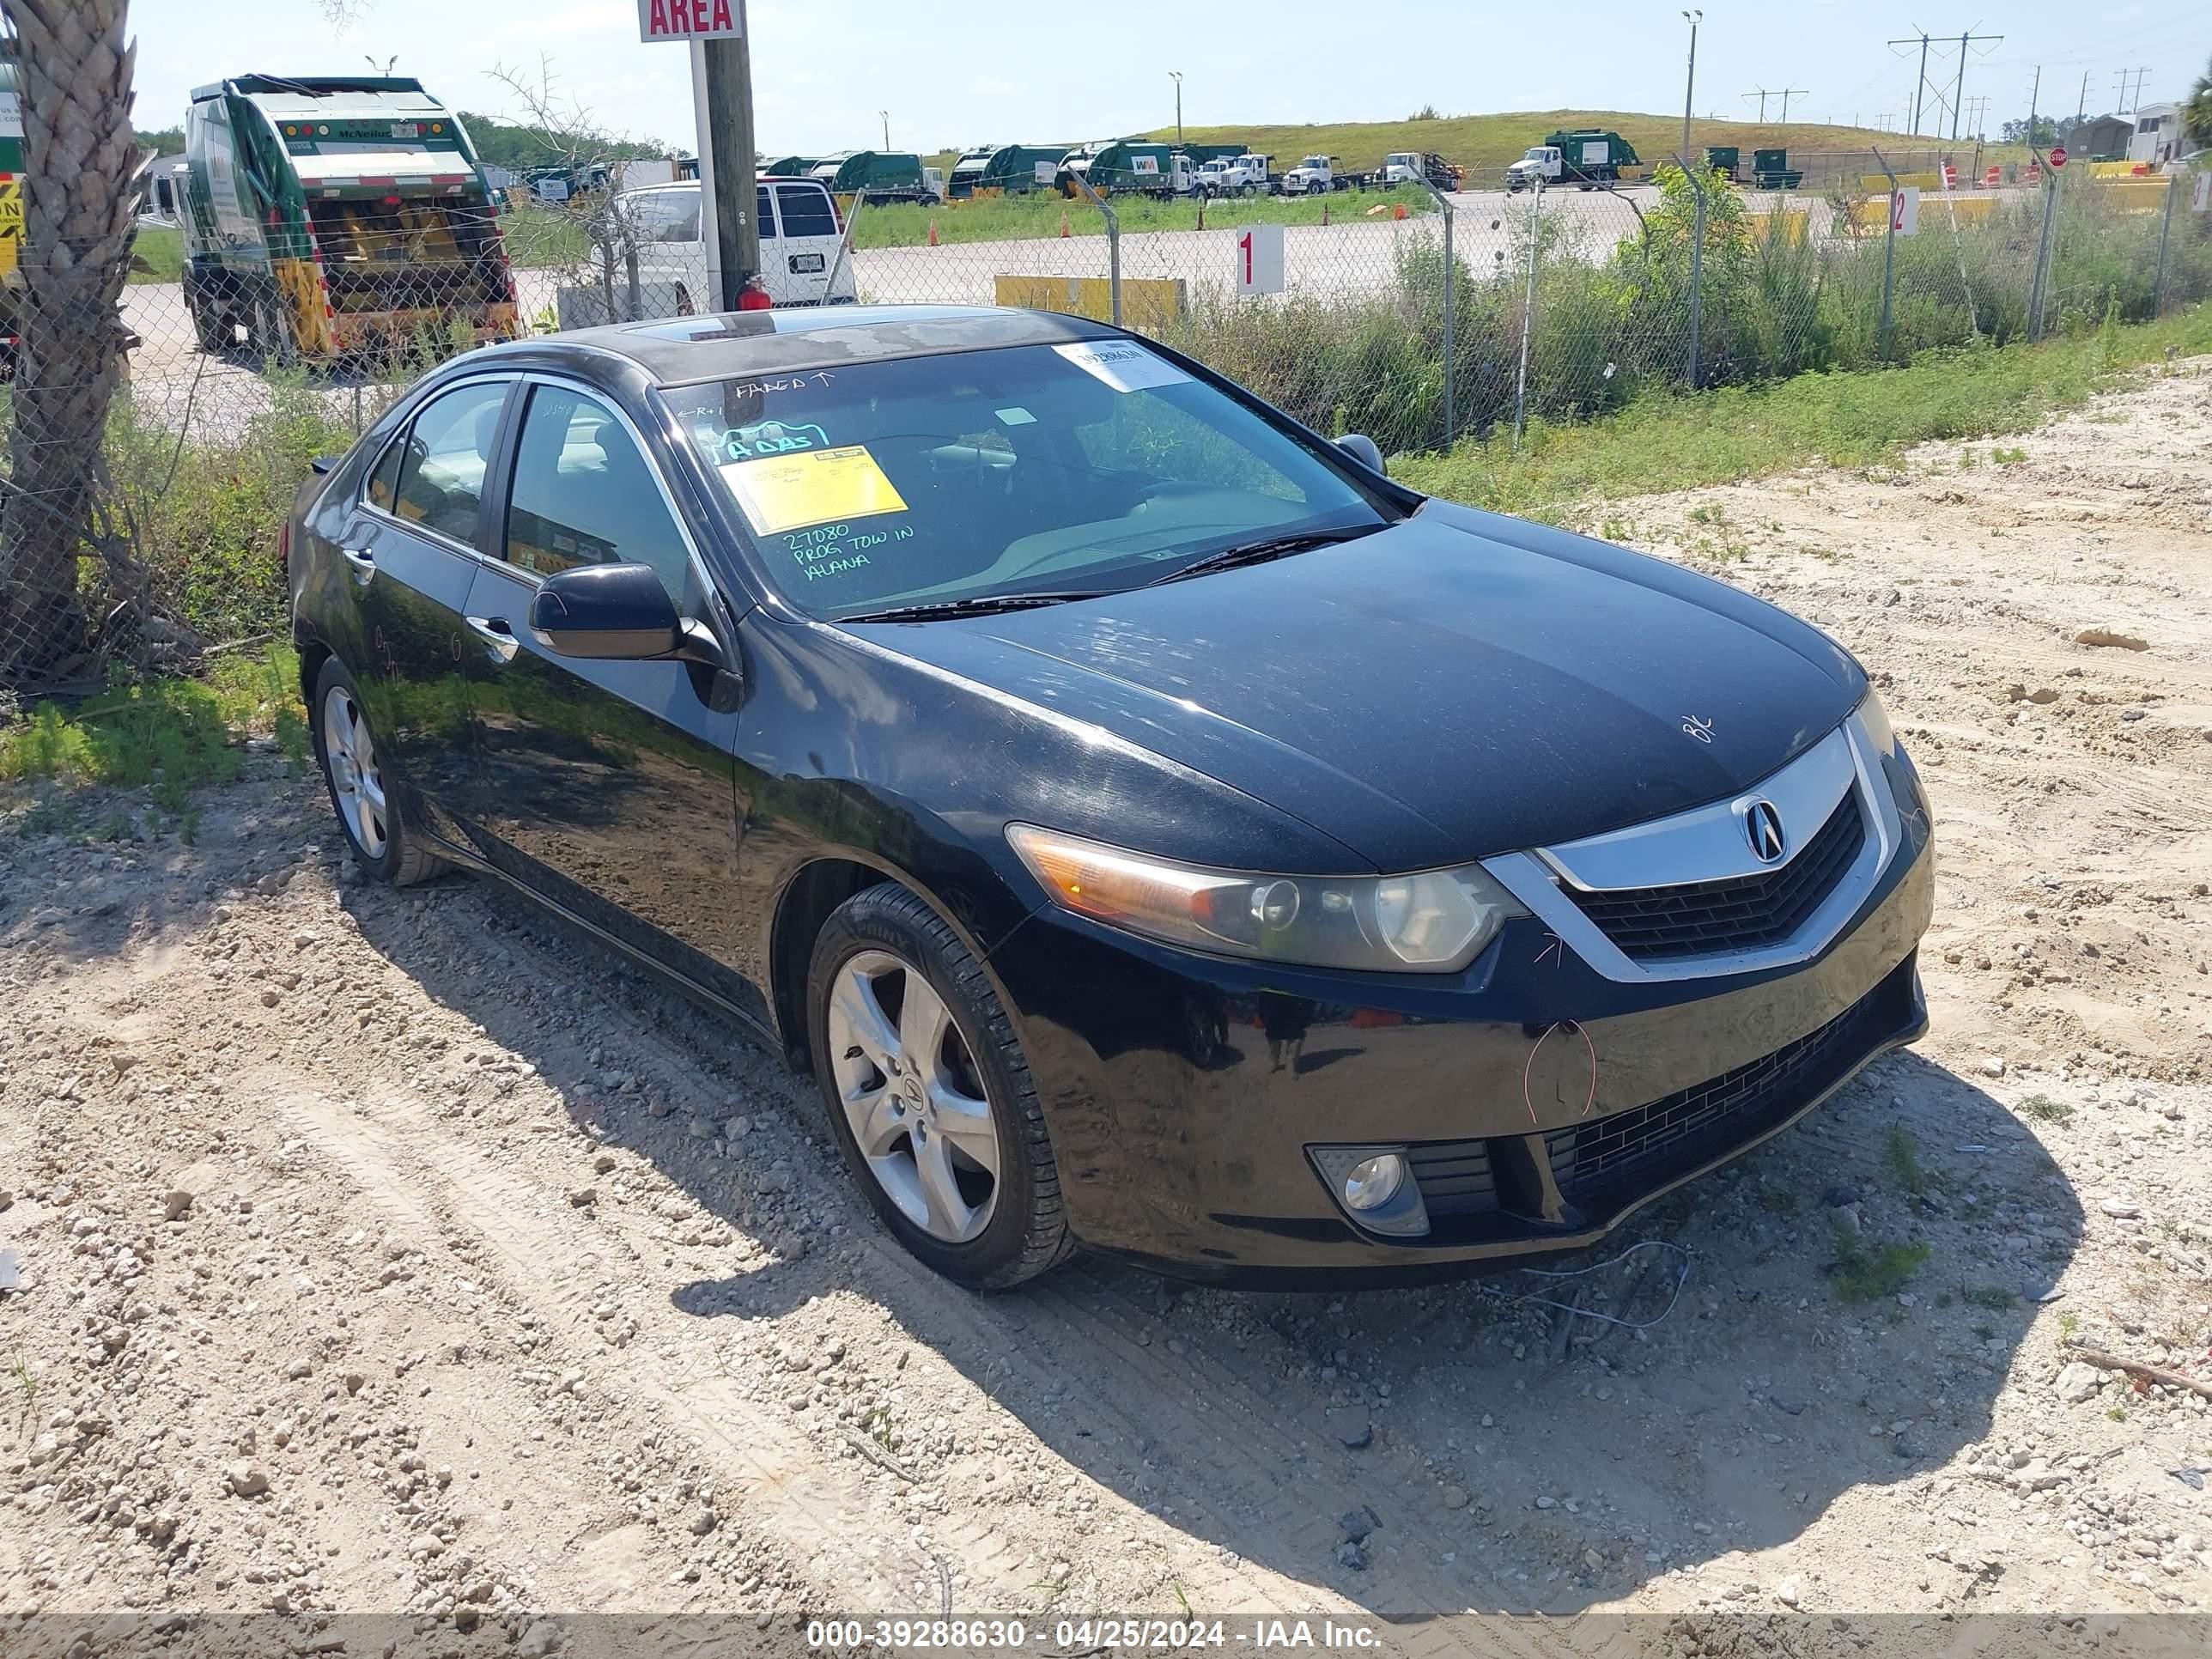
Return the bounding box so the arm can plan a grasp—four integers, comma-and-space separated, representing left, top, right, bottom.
948, 143, 1069, 199
179, 75, 518, 360
1355, 151, 1461, 191
1504, 129, 1640, 191
1279, 154, 1346, 195
809, 150, 935, 205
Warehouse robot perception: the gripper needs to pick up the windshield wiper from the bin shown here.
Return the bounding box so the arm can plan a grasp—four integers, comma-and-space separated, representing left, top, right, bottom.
836, 591, 1107, 624
1146, 524, 1382, 586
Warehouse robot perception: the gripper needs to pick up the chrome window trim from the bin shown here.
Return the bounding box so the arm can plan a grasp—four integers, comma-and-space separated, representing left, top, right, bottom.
1480, 711, 1904, 985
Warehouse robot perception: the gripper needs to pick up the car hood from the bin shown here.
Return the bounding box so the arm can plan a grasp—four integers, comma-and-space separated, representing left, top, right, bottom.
854, 505, 1863, 872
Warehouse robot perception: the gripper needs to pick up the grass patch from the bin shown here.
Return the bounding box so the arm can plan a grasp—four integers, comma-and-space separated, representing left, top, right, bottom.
2017, 1093, 2075, 1125
1395, 305, 2212, 520
1, 647, 306, 815
128, 223, 184, 284
1883, 1124, 1928, 1195
1831, 1235, 1932, 1303
1960, 1285, 2018, 1312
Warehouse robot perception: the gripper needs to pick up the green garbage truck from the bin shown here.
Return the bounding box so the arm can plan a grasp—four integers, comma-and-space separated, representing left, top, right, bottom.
1504, 129, 1643, 191
179, 74, 518, 360
808, 151, 936, 205
948, 143, 1068, 199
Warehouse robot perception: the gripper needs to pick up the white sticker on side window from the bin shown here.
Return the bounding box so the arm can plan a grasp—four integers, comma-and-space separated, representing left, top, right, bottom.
1051, 341, 1192, 393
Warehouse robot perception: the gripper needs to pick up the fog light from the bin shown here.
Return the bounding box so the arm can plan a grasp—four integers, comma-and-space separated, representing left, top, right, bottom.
1341, 1153, 1407, 1212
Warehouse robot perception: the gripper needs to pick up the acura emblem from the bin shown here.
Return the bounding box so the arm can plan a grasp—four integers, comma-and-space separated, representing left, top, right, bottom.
1745, 799, 1787, 863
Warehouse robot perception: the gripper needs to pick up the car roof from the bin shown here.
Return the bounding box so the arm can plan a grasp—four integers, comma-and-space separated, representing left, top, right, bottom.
491, 305, 1127, 387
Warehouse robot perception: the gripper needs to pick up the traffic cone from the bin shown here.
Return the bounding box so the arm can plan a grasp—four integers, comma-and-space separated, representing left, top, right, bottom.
1059, 210, 1071, 238
1392, 203, 1407, 220
927, 219, 939, 246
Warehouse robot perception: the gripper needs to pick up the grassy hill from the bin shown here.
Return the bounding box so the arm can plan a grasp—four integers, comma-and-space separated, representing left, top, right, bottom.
1135, 109, 2024, 177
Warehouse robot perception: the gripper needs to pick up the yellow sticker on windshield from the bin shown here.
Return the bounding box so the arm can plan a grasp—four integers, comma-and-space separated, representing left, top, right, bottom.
721, 445, 908, 537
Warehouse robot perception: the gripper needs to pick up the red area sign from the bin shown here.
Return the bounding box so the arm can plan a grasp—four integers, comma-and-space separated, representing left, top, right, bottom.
637, 0, 739, 42
2048, 146, 2068, 169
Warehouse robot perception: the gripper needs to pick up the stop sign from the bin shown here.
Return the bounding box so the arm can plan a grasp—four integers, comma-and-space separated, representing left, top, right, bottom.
2049, 145, 2068, 169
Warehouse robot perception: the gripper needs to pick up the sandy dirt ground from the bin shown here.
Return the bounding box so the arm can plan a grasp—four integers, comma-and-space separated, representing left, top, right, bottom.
3, 360, 2210, 1652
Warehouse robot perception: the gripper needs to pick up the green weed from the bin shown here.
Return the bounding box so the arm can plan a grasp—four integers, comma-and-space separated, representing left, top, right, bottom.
1883, 1124, 1927, 1195
1961, 1285, 2018, 1312
0, 646, 304, 811
2017, 1094, 2075, 1125
1831, 1236, 1932, 1303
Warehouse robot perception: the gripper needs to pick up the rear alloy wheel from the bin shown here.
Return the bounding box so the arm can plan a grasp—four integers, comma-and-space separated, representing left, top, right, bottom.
311, 657, 447, 885
809, 885, 1071, 1287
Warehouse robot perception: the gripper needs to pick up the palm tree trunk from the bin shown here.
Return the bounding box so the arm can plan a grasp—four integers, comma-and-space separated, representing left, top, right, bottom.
0, 0, 137, 691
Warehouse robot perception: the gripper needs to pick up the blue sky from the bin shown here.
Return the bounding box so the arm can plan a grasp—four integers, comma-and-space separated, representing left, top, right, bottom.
133, 1, 2198, 154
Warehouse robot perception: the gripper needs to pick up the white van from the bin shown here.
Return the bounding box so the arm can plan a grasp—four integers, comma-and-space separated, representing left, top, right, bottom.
617, 177, 858, 312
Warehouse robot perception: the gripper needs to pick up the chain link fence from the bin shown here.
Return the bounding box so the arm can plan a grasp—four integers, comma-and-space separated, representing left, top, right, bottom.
2, 151, 2208, 695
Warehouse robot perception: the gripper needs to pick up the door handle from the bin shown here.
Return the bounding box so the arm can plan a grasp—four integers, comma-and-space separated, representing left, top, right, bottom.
464, 615, 520, 663
339, 545, 374, 584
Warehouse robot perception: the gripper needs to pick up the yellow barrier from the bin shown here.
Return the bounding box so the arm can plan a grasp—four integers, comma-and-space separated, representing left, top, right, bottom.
2087, 161, 2152, 179
1843, 194, 1998, 232
1744, 208, 1813, 245
2091, 179, 2172, 212
994, 274, 1187, 332
1860, 171, 1943, 193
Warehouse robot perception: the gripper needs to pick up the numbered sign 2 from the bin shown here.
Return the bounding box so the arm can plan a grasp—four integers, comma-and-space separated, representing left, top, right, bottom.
1235, 222, 1285, 297
1889, 185, 1920, 237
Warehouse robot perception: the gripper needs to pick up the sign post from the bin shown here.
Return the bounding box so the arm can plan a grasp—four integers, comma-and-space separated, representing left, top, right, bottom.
1233, 221, 1284, 297
643, 1, 756, 312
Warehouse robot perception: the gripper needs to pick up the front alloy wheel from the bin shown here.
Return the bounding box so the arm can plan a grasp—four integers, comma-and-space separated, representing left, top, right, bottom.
828, 951, 1000, 1243
808, 884, 1072, 1287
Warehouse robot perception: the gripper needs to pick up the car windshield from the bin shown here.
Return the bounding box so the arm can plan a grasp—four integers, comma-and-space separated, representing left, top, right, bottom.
662, 340, 1394, 622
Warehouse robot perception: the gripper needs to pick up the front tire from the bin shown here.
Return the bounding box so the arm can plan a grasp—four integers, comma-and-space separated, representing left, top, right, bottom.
808, 884, 1072, 1289
312, 656, 448, 886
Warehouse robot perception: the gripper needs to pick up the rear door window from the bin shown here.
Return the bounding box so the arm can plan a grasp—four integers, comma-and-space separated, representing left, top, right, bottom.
774, 183, 836, 239
757, 182, 777, 240
389, 379, 510, 546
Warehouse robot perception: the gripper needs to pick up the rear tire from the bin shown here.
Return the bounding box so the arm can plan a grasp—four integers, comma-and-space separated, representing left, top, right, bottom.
311, 656, 449, 887
808, 884, 1072, 1289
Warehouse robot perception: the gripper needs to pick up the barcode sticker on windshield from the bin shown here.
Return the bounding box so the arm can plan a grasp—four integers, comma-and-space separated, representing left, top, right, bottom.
1051, 341, 1191, 394
722, 445, 908, 537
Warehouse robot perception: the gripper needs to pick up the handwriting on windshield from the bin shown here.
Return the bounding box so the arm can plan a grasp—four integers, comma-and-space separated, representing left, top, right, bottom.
726, 372, 835, 397
785, 521, 913, 582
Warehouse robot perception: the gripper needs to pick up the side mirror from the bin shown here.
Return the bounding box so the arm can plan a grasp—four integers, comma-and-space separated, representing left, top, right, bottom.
527, 562, 682, 660
1335, 432, 1385, 476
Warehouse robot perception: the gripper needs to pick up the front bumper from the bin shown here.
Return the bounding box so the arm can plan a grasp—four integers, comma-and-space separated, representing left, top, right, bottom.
988, 760, 1935, 1287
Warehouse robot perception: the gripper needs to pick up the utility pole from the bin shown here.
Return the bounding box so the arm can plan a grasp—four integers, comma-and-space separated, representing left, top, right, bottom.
1681, 9, 1702, 159
1890, 32, 1933, 133
1744, 88, 1771, 122
878, 110, 890, 149
2027, 64, 2039, 147
1949, 29, 2002, 141
1170, 70, 1182, 148
2075, 70, 2089, 123
1778, 86, 1808, 122
695, 10, 761, 313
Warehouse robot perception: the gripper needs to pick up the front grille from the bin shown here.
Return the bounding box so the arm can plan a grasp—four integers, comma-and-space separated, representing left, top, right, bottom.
1546, 986, 1887, 1196
1564, 793, 1866, 961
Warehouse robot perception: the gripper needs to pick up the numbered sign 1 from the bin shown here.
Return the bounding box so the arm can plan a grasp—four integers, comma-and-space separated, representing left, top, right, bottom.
1889, 185, 1920, 237
1235, 222, 1285, 298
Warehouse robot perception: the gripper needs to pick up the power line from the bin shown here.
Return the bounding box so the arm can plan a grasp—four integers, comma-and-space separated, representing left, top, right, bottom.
1888, 25, 2002, 139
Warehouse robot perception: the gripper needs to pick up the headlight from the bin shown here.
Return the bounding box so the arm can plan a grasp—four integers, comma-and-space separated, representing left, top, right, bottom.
1006, 824, 1528, 973
1856, 687, 1898, 756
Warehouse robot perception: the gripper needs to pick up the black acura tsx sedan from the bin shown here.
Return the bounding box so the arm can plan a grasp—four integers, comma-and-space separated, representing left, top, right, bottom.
285, 305, 1934, 1288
